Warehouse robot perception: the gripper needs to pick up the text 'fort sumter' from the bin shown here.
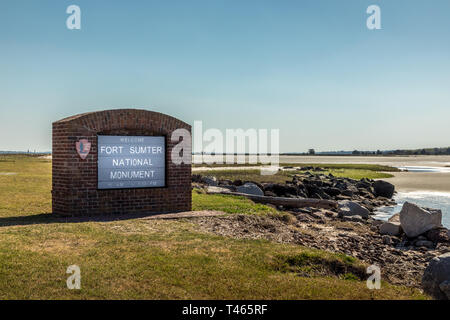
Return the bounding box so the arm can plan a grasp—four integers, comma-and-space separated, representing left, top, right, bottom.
97, 135, 166, 189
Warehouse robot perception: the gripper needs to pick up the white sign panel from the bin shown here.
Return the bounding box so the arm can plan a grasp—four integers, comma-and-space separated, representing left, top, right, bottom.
98, 135, 165, 189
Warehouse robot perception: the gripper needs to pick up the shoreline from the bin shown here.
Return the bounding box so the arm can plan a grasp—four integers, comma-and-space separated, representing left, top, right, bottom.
386, 172, 450, 193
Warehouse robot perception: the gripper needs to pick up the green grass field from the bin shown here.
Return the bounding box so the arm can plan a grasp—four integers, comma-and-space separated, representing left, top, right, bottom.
192, 189, 281, 216
0, 155, 426, 299
195, 169, 294, 184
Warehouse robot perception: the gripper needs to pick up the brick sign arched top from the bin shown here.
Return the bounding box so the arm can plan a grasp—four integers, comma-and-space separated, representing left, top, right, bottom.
55, 109, 190, 136
52, 109, 191, 216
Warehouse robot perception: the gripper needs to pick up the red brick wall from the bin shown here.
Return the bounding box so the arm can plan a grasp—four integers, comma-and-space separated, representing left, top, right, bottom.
52, 109, 191, 216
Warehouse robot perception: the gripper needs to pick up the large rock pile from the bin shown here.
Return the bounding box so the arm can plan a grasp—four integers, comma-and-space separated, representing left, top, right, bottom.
422, 253, 450, 300
399, 202, 442, 237
193, 173, 396, 214
236, 182, 264, 196
378, 202, 446, 245
193, 172, 450, 298
374, 202, 450, 294
372, 180, 395, 198
338, 200, 370, 220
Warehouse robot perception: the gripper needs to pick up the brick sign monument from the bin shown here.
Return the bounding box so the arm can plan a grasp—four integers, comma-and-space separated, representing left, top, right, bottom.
52, 109, 191, 216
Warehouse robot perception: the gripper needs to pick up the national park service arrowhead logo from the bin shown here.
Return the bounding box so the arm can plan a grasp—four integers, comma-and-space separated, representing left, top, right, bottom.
76, 139, 91, 160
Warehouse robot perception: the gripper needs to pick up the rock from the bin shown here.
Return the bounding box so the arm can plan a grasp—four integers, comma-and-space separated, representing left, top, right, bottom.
297, 190, 308, 198
294, 208, 312, 214
388, 213, 400, 223
310, 192, 322, 199
334, 181, 348, 190
206, 186, 231, 194
323, 210, 338, 218
358, 190, 375, 200
304, 184, 322, 197
382, 235, 392, 245
415, 240, 434, 249
425, 228, 450, 243
219, 185, 237, 192
336, 195, 352, 201
202, 176, 218, 186
371, 219, 384, 226
373, 180, 395, 198
236, 183, 264, 196
361, 201, 374, 212
342, 215, 364, 223
323, 187, 341, 197
399, 202, 442, 238
264, 191, 277, 197
338, 200, 370, 219
380, 221, 402, 236
318, 192, 331, 200
439, 281, 450, 299
339, 189, 353, 197
422, 253, 450, 299
263, 183, 297, 197
295, 180, 305, 188
232, 179, 243, 186
246, 180, 264, 190
356, 180, 372, 190
307, 211, 325, 220
218, 179, 233, 186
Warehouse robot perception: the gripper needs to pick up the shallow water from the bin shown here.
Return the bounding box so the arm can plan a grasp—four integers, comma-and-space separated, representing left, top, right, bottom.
193, 155, 450, 168
396, 166, 450, 173
374, 191, 450, 229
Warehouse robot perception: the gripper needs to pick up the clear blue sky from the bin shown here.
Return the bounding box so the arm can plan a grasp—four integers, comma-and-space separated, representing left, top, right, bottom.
1, 0, 449, 152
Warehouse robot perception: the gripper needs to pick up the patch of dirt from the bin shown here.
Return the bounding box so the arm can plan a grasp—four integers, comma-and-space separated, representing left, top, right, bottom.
194, 214, 298, 243
103, 211, 226, 236
27, 236, 97, 254
141, 210, 226, 220
191, 212, 450, 288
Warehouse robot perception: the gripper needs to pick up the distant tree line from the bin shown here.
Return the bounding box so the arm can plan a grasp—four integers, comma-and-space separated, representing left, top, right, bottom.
350, 147, 450, 156
282, 147, 450, 156
351, 150, 383, 155
384, 147, 450, 156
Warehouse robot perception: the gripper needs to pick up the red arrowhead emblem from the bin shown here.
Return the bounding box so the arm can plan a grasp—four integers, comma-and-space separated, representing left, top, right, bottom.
76, 139, 91, 160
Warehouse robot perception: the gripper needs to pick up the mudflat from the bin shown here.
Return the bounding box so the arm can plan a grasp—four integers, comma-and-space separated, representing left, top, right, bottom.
386, 172, 450, 193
